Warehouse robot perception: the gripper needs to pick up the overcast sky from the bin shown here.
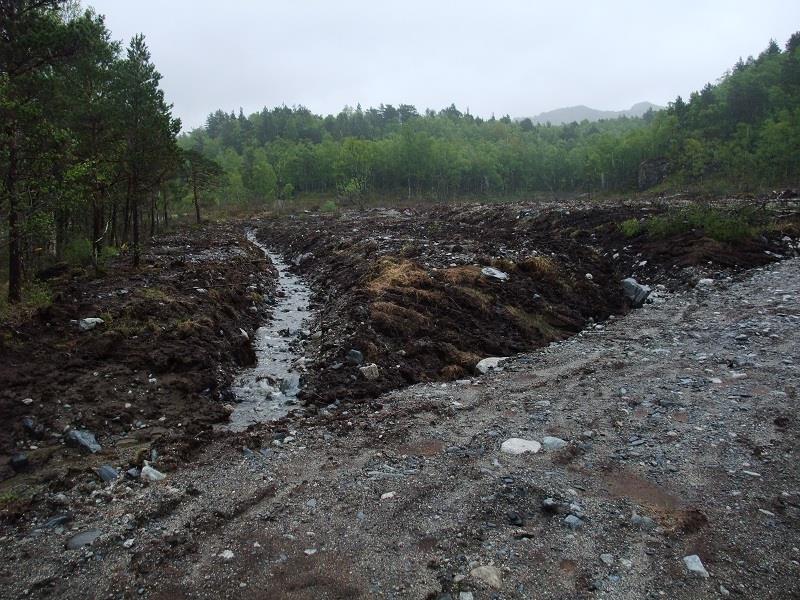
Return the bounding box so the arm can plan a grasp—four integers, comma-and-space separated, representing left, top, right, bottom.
87, 0, 800, 131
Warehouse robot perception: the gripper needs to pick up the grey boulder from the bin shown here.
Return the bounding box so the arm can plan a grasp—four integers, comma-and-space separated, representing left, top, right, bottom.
621, 278, 651, 307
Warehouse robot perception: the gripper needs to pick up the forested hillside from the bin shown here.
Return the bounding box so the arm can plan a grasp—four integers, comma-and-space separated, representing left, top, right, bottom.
183, 33, 800, 204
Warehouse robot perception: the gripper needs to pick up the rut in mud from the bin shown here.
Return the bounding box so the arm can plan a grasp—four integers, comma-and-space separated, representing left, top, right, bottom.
226, 231, 313, 430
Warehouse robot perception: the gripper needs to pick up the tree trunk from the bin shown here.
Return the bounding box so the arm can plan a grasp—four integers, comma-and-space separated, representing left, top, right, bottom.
132, 179, 140, 268
6, 125, 22, 304
162, 187, 168, 229
91, 187, 105, 271
193, 177, 201, 224
149, 191, 156, 237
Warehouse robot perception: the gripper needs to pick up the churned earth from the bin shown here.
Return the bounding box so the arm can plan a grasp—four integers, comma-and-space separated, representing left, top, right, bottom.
0, 242, 798, 599
1, 199, 799, 599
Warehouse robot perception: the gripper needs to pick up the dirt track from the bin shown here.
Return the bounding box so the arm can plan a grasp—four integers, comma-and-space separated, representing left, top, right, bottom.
1, 250, 798, 599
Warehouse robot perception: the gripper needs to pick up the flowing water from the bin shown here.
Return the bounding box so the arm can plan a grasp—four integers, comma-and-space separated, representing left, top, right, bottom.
224, 231, 313, 431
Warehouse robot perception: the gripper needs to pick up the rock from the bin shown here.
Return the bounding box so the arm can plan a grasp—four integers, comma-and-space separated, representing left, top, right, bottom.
500, 438, 541, 455
21, 398, 34, 405
564, 515, 584, 530
542, 436, 568, 451
304, 548, 317, 556
481, 267, 508, 281
631, 513, 656, 530
359, 363, 380, 380
600, 553, 614, 566
585, 273, 593, 280
621, 278, 651, 307
683, 554, 709, 578
66, 429, 101, 454
9, 453, 29, 472
470, 565, 502, 589
346, 349, 364, 365
43, 514, 71, 529
380, 491, 396, 500
126, 467, 141, 480
22, 416, 45, 439
697, 278, 714, 286
123, 538, 135, 549
541, 497, 562, 512
96, 465, 119, 482
141, 464, 166, 482
476, 357, 508, 374
459, 593, 474, 600
78, 317, 104, 331
279, 374, 300, 396
66, 529, 102, 550
219, 549, 234, 560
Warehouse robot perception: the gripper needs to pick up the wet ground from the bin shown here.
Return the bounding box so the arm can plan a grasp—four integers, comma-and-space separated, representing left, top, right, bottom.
254, 200, 798, 407
225, 232, 312, 431
1, 197, 799, 599
1, 241, 798, 600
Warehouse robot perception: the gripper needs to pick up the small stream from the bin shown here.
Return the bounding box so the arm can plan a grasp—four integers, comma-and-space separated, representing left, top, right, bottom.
224, 231, 313, 431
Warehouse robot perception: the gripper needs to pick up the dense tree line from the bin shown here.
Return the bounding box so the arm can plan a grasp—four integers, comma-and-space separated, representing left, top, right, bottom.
0, 1, 219, 305
183, 33, 800, 206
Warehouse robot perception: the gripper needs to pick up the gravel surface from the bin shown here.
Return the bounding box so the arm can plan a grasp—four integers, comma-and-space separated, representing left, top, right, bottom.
1, 258, 798, 599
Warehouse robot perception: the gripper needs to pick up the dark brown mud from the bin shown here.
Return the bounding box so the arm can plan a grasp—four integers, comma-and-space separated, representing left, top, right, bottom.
0, 224, 275, 496
253, 200, 798, 407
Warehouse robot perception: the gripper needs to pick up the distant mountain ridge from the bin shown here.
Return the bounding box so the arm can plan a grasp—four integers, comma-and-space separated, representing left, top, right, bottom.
525, 101, 662, 125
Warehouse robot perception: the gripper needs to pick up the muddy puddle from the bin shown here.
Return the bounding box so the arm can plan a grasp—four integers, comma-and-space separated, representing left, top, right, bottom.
223, 231, 313, 431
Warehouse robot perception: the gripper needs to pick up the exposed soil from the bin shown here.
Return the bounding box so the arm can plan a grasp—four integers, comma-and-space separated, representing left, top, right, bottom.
0, 242, 797, 600
0, 224, 275, 494
1, 198, 799, 600
253, 200, 797, 406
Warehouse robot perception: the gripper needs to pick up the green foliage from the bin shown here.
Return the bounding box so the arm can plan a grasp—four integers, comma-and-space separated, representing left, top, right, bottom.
0, 281, 52, 323
619, 218, 643, 237
1, 4, 181, 303
64, 237, 93, 266
642, 206, 763, 243
320, 199, 338, 213
181, 32, 800, 201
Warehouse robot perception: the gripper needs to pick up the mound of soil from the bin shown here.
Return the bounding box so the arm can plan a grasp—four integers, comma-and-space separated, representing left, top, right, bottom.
254, 201, 798, 406
0, 224, 276, 489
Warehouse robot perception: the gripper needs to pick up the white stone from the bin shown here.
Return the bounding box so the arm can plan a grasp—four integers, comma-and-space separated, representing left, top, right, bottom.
500, 438, 541, 455
220, 549, 234, 560
140, 464, 166, 482
470, 565, 502, 589
78, 317, 104, 331
481, 267, 508, 281
683, 554, 709, 578
359, 364, 380, 380
380, 491, 396, 500
476, 357, 508, 374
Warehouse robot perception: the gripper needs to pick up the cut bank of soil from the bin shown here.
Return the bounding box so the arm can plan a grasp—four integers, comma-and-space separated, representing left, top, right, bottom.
253, 200, 798, 407
0, 224, 275, 495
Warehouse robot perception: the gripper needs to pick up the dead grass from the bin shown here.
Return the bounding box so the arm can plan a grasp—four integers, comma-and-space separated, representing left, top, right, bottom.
367, 259, 431, 294
518, 255, 557, 276
438, 265, 482, 285
506, 306, 561, 339
367, 258, 444, 303
371, 301, 432, 334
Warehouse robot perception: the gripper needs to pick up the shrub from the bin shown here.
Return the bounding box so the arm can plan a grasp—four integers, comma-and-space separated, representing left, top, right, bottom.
63, 237, 93, 266
618, 218, 643, 237
641, 206, 763, 243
